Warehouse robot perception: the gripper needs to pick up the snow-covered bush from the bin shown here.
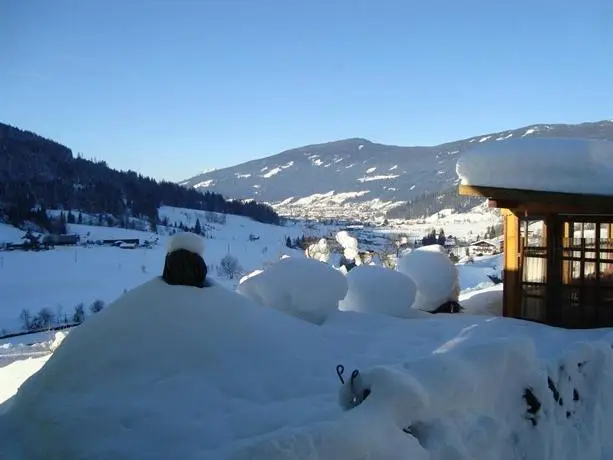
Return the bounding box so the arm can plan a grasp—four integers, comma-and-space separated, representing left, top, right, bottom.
305, 238, 330, 263
339, 265, 427, 319
237, 257, 347, 324
336, 230, 361, 271
397, 245, 460, 312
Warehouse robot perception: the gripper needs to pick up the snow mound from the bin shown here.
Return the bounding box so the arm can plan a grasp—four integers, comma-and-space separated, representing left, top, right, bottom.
336, 231, 360, 263
457, 137, 613, 196
337, 336, 613, 460
339, 265, 427, 319
0, 277, 332, 459
166, 231, 205, 255
397, 245, 460, 312
237, 257, 348, 324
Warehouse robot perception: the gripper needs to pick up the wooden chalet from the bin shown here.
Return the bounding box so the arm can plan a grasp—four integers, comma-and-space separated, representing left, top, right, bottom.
459, 184, 613, 329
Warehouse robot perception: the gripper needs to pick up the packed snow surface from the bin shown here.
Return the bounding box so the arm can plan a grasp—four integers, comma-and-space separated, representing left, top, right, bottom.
457, 137, 613, 195
237, 257, 347, 324
397, 245, 460, 312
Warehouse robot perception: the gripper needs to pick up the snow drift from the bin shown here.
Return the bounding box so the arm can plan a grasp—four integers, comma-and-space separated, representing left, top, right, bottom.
237, 257, 348, 324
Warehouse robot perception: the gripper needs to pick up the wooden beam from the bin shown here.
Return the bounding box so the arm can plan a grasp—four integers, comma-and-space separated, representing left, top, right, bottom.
503, 210, 521, 318
459, 184, 613, 215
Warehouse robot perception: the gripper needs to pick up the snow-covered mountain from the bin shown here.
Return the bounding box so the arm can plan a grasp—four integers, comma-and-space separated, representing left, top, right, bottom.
181, 120, 613, 220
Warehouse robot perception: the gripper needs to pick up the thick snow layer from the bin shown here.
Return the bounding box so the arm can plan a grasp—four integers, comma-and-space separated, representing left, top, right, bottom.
457, 137, 613, 195
237, 257, 348, 324
166, 231, 205, 255
3, 288, 613, 459
339, 265, 427, 319
397, 245, 460, 312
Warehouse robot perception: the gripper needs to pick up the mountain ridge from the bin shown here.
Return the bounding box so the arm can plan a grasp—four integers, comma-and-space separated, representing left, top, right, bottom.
181, 120, 613, 221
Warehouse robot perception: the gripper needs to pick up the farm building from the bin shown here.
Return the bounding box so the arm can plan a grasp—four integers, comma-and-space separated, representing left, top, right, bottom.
457, 137, 613, 329
468, 240, 499, 256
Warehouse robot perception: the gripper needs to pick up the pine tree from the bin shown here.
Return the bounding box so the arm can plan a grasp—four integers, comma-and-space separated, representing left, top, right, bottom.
78, 212, 83, 224
437, 228, 446, 246
195, 218, 202, 235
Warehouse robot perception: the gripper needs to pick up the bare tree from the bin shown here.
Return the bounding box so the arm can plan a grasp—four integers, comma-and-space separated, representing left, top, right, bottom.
218, 253, 243, 279
19, 308, 32, 330
90, 300, 105, 314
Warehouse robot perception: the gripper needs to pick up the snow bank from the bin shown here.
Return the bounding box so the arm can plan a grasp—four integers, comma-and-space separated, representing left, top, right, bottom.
339, 265, 427, 319
237, 257, 347, 324
457, 137, 613, 195
397, 245, 460, 312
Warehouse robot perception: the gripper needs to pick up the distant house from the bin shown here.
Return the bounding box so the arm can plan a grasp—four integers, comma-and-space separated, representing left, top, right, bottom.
443, 236, 457, 249
468, 240, 498, 256
102, 238, 140, 247
42, 234, 80, 246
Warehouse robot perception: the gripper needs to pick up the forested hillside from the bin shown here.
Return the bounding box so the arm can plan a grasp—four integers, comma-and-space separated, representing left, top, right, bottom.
0, 123, 279, 230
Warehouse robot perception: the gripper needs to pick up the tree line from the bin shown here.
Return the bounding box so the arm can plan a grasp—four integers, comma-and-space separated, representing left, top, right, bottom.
0, 123, 280, 231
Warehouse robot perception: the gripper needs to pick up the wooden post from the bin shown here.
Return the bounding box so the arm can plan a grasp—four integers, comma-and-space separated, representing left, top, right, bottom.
503, 209, 520, 318
562, 221, 571, 284
545, 215, 562, 325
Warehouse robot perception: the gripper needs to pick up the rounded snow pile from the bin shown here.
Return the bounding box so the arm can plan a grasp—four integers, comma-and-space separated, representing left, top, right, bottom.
0, 277, 324, 459
397, 245, 460, 312
237, 257, 348, 325
339, 265, 427, 319
336, 231, 360, 264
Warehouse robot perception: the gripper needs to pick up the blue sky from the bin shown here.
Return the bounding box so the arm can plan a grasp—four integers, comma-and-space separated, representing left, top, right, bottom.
2, 0, 612, 181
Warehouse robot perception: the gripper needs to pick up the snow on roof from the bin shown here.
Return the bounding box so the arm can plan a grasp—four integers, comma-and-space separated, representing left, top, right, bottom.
456, 137, 613, 196
166, 232, 205, 256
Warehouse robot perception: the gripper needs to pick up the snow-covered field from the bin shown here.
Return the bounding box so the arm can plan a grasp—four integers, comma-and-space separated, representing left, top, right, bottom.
0, 207, 306, 334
